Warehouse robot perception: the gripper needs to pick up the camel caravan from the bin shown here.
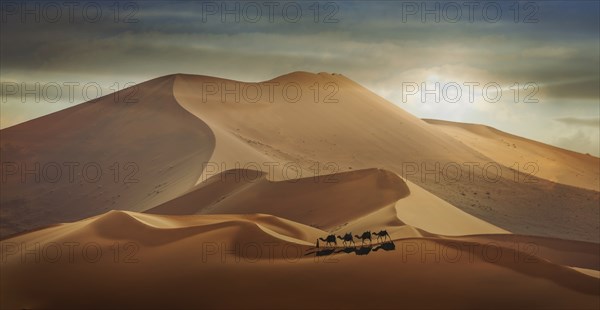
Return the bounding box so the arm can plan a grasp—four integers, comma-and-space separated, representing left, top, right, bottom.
316, 230, 392, 248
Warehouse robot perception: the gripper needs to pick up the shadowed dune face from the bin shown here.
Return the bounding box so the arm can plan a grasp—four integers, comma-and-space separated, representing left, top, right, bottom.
148, 168, 410, 230
456, 234, 600, 271
0, 75, 216, 238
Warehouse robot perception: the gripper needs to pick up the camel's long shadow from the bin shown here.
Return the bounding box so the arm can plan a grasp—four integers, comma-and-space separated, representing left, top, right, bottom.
305, 241, 396, 257
373, 241, 396, 251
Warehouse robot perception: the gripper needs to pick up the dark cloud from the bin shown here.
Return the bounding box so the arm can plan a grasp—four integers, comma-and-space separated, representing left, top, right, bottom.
553, 128, 599, 156
555, 117, 600, 127
541, 78, 600, 100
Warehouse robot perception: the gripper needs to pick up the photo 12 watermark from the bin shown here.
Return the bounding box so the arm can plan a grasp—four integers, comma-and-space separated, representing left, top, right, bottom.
1, 241, 140, 264
1, 161, 140, 184
1, 1, 140, 24
399, 1, 539, 23
195, 1, 340, 24
400, 161, 540, 184
1, 81, 139, 104
400, 81, 540, 104
194, 81, 339, 104
200, 161, 342, 183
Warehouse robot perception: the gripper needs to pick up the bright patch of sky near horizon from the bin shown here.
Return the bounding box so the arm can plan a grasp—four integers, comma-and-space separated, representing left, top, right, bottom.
1, 1, 599, 155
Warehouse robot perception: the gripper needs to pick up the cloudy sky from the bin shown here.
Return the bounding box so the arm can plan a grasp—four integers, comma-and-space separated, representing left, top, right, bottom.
1, 1, 599, 155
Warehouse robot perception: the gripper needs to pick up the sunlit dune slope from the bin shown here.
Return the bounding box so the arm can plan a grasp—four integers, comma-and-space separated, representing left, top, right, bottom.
424, 119, 600, 191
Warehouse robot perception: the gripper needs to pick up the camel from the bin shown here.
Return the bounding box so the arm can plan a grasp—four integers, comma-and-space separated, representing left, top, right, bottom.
336, 233, 356, 247
373, 230, 391, 242
318, 234, 337, 247
354, 231, 372, 245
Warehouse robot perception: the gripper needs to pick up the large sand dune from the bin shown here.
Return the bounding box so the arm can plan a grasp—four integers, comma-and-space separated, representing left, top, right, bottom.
1, 72, 599, 309
2, 72, 598, 241
172, 72, 599, 242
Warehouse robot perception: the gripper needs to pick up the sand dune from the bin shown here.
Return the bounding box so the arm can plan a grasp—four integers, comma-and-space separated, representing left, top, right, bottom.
1, 71, 599, 309
148, 168, 506, 237
0, 75, 214, 238
2, 72, 598, 241
173, 72, 599, 242
424, 119, 600, 191
173, 72, 485, 183
148, 168, 410, 230
456, 234, 600, 271
1, 211, 598, 309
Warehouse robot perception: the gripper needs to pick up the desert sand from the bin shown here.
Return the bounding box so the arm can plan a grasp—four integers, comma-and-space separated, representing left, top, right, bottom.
1, 72, 598, 309
424, 119, 600, 191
